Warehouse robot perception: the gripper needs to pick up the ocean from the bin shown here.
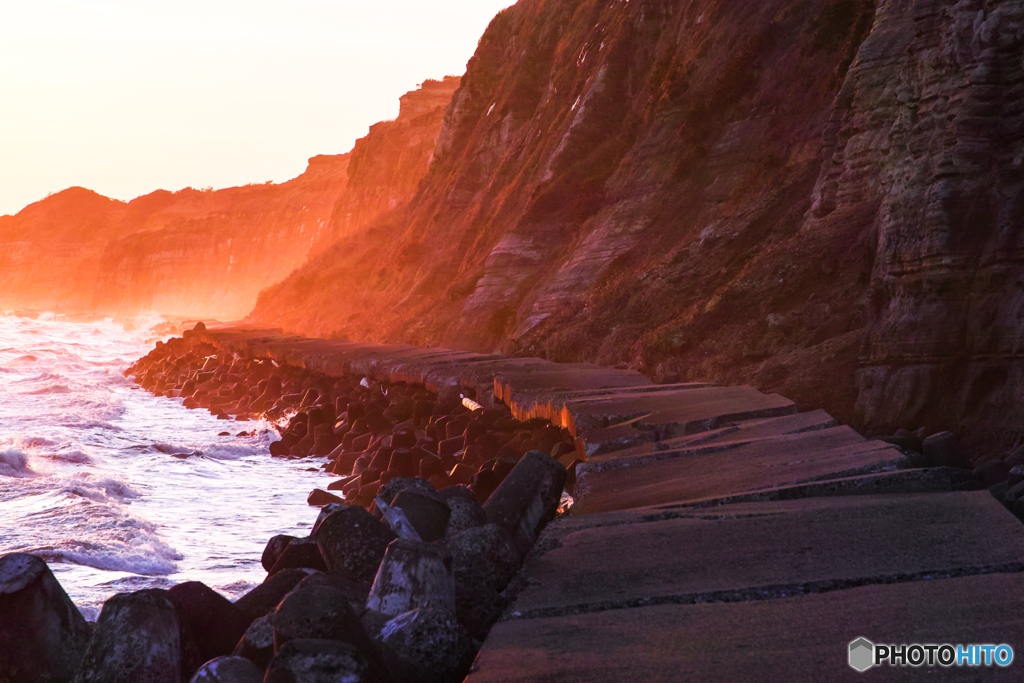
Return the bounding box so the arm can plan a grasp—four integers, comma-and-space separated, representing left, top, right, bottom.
0, 313, 326, 619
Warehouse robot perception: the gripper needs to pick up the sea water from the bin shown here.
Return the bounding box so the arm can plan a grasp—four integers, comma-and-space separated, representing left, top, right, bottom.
0, 314, 327, 619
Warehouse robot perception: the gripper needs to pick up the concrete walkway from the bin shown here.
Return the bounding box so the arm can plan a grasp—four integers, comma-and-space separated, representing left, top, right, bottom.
192, 325, 1024, 680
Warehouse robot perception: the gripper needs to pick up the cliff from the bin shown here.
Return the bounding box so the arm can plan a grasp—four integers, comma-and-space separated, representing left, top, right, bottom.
0, 187, 162, 313
0, 156, 349, 320
252, 0, 1024, 454
91, 154, 350, 319
0, 78, 459, 321
322, 77, 463, 250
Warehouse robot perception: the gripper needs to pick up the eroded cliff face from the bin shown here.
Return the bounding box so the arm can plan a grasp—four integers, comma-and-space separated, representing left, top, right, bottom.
89, 154, 349, 320
845, 0, 1024, 452
0, 187, 178, 313
323, 77, 463, 249
0, 79, 459, 322
0, 156, 348, 320
254, 0, 1024, 453
253, 0, 878, 416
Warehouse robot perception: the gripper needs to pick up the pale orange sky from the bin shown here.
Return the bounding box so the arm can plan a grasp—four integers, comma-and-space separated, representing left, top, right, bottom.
0, 0, 514, 217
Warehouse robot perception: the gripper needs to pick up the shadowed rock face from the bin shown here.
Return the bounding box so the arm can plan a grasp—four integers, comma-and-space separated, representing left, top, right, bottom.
252, 0, 1024, 453
73, 589, 189, 683
0, 553, 92, 683
846, 0, 1024, 453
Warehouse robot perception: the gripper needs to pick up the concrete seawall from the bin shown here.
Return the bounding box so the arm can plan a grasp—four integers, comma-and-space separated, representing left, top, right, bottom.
192, 325, 1024, 681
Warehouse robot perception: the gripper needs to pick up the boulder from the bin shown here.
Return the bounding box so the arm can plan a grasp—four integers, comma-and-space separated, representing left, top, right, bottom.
188, 656, 263, 683
378, 608, 475, 683
270, 585, 387, 681
310, 503, 343, 539
989, 479, 1010, 504
366, 540, 456, 617
1005, 481, 1024, 506
1008, 465, 1024, 489
307, 489, 345, 506
359, 608, 391, 642
922, 432, 972, 469
232, 615, 275, 671
264, 639, 371, 683
438, 484, 475, 502
469, 469, 502, 505
168, 581, 251, 664
482, 450, 567, 556
376, 477, 437, 507
975, 459, 1010, 487
262, 535, 298, 573
442, 524, 520, 594
0, 553, 91, 683
316, 506, 397, 586
73, 588, 198, 683
292, 572, 369, 607
234, 568, 309, 623
1005, 445, 1024, 469
270, 537, 328, 575
877, 428, 923, 454
391, 490, 451, 542
453, 581, 506, 641
444, 496, 487, 535
271, 585, 368, 649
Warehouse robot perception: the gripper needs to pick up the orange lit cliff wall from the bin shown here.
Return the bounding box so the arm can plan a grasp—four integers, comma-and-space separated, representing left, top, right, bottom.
88, 154, 350, 320
0, 157, 349, 321
0, 78, 459, 321
252, 0, 1024, 451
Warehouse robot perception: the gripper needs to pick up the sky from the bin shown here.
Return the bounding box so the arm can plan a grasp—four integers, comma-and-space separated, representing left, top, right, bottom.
0, 0, 514, 217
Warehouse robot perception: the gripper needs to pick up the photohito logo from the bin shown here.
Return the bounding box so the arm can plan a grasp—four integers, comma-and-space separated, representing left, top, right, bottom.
848, 637, 1014, 671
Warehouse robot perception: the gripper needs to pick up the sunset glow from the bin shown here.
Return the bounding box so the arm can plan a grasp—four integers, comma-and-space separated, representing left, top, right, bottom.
0, 0, 512, 217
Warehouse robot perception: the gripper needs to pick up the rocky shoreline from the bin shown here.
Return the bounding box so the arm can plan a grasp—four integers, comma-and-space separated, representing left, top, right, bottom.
0, 323, 580, 683
10, 322, 1024, 681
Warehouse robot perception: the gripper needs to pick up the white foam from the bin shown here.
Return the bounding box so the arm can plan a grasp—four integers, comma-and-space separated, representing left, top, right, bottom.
39, 543, 180, 576
59, 475, 140, 503
28, 384, 73, 395
201, 443, 266, 461
0, 314, 328, 617
44, 450, 92, 464
15, 435, 60, 449
0, 448, 33, 477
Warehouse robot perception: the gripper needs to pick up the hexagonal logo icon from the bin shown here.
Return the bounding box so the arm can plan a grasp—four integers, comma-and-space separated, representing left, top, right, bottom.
849, 637, 875, 672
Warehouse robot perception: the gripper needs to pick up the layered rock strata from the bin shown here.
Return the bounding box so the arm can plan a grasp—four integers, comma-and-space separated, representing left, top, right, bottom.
0, 78, 459, 322
252, 0, 1024, 457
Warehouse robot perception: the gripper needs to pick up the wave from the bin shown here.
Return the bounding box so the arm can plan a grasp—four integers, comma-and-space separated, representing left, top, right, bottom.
42, 450, 92, 464
8, 475, 178, 576
200, 443, 266, 461
15, 436, 60, 449
27, 384, 73, 395
0, 449, 34, 477
151, 443, 204, 458
33, 543, 180, 576
59, 476, 140, 503
59, 419, 123, 432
